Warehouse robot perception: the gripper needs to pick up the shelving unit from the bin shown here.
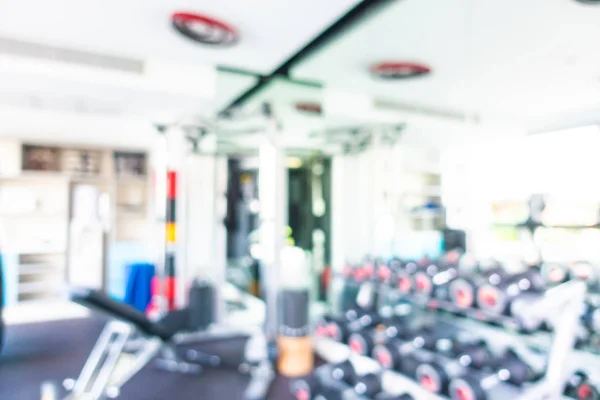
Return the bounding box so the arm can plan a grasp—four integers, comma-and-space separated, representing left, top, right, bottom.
0, 139, 150, 306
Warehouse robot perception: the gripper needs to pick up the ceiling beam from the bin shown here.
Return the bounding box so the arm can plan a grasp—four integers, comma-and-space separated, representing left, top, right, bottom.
218, 0, 393, 117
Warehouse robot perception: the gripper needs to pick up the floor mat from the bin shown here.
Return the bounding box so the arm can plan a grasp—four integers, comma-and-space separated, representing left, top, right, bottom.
0, 317, 295, 400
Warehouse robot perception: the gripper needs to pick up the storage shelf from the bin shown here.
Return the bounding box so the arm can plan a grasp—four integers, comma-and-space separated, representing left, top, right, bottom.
18, 282, 66, 294
19, 263, 64, 276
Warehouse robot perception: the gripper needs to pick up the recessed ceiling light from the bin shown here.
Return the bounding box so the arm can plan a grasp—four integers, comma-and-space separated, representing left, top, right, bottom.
171, 12, 238, 46
370, 62, 431, 80
294, 102, 322, 115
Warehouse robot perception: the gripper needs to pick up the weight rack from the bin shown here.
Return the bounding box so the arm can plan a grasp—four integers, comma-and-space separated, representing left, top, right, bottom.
313, 279, 587, 399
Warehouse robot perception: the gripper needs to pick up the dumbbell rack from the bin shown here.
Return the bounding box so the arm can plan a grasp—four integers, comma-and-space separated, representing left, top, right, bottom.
314, 336, 447, 400
313, 279, 587, 399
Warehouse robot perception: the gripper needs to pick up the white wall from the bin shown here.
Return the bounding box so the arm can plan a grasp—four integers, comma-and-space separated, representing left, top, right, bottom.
0, 106, 157, 150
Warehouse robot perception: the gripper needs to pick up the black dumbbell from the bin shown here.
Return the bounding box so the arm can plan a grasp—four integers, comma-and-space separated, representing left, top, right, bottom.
376, 259, 395, 285
564, 371, 600, 400
569, 261, 599, 289
476, 268, 544, 315
330, 359, 358, 386
371, 326, 446, 376
353, 373, 415, 400
412, 263, 441, 298
347, 315, 412, 356
290, 374, 322, 400
449, 265, 507, 309
354, 373, 383, 398
430, 268, 461, 302
414, 340, 492, 395
448, 349, 542, 400
583, 303, 600, 334
374, 394, 415, 400
315, 314, 353, 343
317, 308, 377, 343
541, 262, 570, 285
394, 261, 418, 296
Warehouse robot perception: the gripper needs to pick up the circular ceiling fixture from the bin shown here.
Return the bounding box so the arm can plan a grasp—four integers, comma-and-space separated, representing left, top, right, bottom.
370, 62, 431, 80
171, 12, 238, 46
575, 0, 600, 4
294, 102, 323, 115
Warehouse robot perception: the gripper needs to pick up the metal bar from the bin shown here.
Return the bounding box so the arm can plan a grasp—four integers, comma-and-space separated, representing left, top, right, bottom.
108, 338, 162, 390
89, 325, 132, 399
70, 321, 131, 396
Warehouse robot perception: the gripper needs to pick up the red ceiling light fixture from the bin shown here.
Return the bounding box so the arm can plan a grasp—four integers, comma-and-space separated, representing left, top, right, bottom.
171, 12, 239, 46
370, 61, 431, 80
294, 102, 323, 115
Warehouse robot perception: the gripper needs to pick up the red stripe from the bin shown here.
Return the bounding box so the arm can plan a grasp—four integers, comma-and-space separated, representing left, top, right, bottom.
167, 171, 177, 200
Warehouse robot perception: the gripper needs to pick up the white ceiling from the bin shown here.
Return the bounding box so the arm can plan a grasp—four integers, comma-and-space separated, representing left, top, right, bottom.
0, 0, 360, 74
0, 0, 599, 149
293, 0, 600, 133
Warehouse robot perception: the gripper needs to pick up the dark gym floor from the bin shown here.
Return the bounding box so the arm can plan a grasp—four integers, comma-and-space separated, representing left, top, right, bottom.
0, 316, 296, 400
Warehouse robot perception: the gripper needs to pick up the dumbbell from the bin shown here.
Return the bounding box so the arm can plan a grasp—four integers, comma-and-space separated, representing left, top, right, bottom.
582, 303, 600, 334
414, 340, 492, 394
570, 261, 600, 291
476, 268, 544, 315
315, 311, 357, 343
430, 268, 461, 302
371, 326, 448, 376
353, 371, 416, 399
375, 259, 395, 285
291, 368, 353, 400
347, 315, 412, 357
564, 371, 600, 400
412, 263, 441, 298
447, 349, 543, 400
291, 373, 323, 400
374, 395, 414, 400
449, 265, 507, 309
395, 262, 418, 296
352, 373, 417, 400
540, 262, 570, 285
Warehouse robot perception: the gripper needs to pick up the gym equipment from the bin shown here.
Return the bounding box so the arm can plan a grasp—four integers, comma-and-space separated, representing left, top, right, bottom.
540, 262, 569, 286
354, 373, 383, 397
564, 371, 600, 400
339, 311, 382, 348
346, 315, 412, 356
412, 263, 440, 298
569, 261, 599, 289
371, 325, 448, 376
277, 247, 313, 377
447, 349, 543, 400
396, 261, 418, 296
583, 303, 600, 333
476, 268, 545, 317
413, 340, 492, 394
62, 288, 273, 400
449, 265, 506, 309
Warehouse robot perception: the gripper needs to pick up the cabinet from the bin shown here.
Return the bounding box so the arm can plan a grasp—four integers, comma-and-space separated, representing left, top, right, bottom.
0, 140, 149, 305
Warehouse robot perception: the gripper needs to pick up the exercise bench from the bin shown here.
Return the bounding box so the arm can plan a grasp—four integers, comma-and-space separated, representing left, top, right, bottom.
63, 288, 274, 400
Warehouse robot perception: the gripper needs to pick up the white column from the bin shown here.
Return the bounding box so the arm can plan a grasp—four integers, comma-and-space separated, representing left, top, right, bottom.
258, 110, 287, 337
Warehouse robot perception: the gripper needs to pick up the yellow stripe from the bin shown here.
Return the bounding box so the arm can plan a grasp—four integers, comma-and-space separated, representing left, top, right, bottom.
166, 223, 176, 243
